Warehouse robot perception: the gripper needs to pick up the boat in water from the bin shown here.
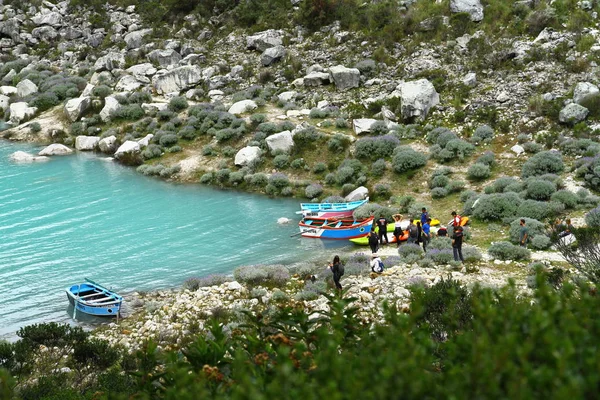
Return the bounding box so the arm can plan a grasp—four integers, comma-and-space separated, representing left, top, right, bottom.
298, 216, 374, 239
296, 198, 369, 218
66, 279, 122, 317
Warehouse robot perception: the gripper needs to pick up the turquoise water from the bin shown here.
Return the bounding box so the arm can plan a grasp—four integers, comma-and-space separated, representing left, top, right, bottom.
0, 140, 349, 338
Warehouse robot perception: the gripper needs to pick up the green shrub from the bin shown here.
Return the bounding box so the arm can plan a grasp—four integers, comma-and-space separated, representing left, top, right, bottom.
374, 183, 392, 199
574, 155, 600, 190
371, 159, 387, 176
550, 190, 578, 209
471, 125, 494, 144
508, 217, 546, 244
249, 173, 268, 187
30, 92, 60, 111
168, 96, 188, 112
430, 174, 450, 189
273, 154, 290, 169
200, 172, 213, 184
159, 133, 178, 147
522, 151, 564, 178
129, 91, 152, 104
29, 122, 41, 133
112, 104, 145, 121
488, 241, 531, 260
517, 200, 551, 220
313, 162, 327, 174
447, 180, 465, 193
523, 141, 543, 154
305, 183, 323, 199
233, 264, 290, 287
585, 206, 600, 227
309, 108, 330, 119
92, 85, 112, 99
526, 179, 557, 200
269, 173, 289, 189
327, 134, 351, 153
354, 135, 400, 160
467, 163, 491, 181
530, 235, 551, 250
142, 144, 163, 160
472, 192, 522, 221
392, 146, 427, 173
476, 151, 496, 167
431, 187, 449, 198
335, 118, 349, 128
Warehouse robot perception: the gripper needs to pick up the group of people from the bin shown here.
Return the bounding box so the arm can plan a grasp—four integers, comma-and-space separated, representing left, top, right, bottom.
368, 207, 467, 263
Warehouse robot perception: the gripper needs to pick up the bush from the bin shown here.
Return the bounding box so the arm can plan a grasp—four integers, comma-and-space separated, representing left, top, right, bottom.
249, 173, 268, 187
508, 218, 546, 245
467, 163, 491, 181
574, 155, 600, 190
327, 134, 351, 153
354, 135, 400, 160
269, 173, 289, 189
585, 206, 600, 227
229, 171, 245, 185
523, 142, 543, 154
526, 179, 557, 200
273, 154, 290, 169
200, 172, 213, 184
476, 151, 496, 167
398, 243, 424, 260
309, 108, 331, 119
92, 85, 112, 99
374, 183, 392, 199
233, 265, 291, 287
313, 162, 327, 174
305, 183, 323, 199
250, 113, 267, 125
426, 248, 455, 265
159, 133, 178, 147
462, 245, 482, 262
472, 192, 522, 221
431, 187, 449, 198
517, 200, 550, 221
129, 91, 152, 104
141, 144, 163, 160
112, 104, 145, 121
447, 180, 466, 193
29, 122, 41, 133
392, 147, 427, 173
530, 235, 551, 250
354, 203, 394, 220
30, 92, 60, 111
488, 176, 520, 193
488, 241, 531, 260
371, 159, 387, 176
471, 125, 494, 144
521, 151, 564, 178
550, 190, 579, 209
335, 118, 349, 128
430, 174, 450, 189
168, 96, 188, 112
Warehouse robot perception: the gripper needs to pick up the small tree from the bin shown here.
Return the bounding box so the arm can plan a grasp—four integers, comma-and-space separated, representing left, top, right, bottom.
553, 227, 600, 283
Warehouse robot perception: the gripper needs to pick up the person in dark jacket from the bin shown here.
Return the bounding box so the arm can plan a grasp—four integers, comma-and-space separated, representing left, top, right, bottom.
452, 225, 464, 262
368, 227, 379, 254
329, 255, 343, 290
376, 216, 389, 245
416, 221, 422, 245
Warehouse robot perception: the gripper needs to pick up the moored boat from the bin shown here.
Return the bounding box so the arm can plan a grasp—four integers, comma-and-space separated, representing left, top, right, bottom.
66, 279, 122, 317
298, 216, 374, 239
296, 198, 369, 218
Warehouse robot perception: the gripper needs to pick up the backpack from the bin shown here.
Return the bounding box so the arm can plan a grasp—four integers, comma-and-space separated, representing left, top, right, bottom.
338, 263, 345, 276
372, 259, 384, 273
409, 224, 418, 237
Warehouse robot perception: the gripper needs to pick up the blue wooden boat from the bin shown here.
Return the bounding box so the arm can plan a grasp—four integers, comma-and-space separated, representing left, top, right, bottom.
298, 216, 374, 240
66, 279, 122, 317
296, 198, 369, 218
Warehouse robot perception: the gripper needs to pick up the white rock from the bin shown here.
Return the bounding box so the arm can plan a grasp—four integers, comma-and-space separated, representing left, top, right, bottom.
277, 217, 292, 224
345, 186, 369, 202
265, 130, 294, 153
352, 118, 378, 135
9, 102, 37, 124
16, 79, 38, 97
234, 146, 262, 166
328, 65, 360, 91
511, 144, 525, 155
0, 86, 18, 96
98, 135, 117, 153
303, 71, 331, 87
152, 65, 203, 95
64, 96, 90, 122
396, 79, 440, 121
94, 52, 126, 72
38, 143, 73, 156
496, 91, 510, 103
278, 91, 297, 103
228, 100, 257, 115
115, 75, 142, 92
141, 103, 169, 113
137, 134, 153, 147
462, 72, 477, 87
126, 63, 157, 77
246, 29, 282, 52
559, 103, 589, 124
31, 11, 62, 27
227, 281, 243, 291
147, 49, 182, 67
114, 140, 141, 160
0, 95, 9, 112
450, 0, 484, 21
100, 96, 121, 122
573, 82, 599, 104
208, 89, 224, 101
124, 28, 152, 49
261, 45, 286, 66
75, 136, 100, 151
10, 151, 49, 162
81, 83, 94, 97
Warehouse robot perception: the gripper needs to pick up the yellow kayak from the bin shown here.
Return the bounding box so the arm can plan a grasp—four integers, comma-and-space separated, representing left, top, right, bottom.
412, 218, 440, 226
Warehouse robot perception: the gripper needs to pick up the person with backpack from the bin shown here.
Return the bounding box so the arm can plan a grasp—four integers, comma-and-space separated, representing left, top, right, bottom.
370, 254, 385, 274
407, 220, 418, 244
452, 225, 465, 262
451, 211, 462, 227
329, 255, 344, 290
392, 213, 404, 247
368, 226, 379, 254
422, 218, 431, 252
376, 215, 389, 245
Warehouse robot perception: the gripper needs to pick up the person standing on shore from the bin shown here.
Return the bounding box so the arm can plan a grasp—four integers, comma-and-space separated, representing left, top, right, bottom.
368, 227, 379, 254
519, 219, 529, 248
392, 213, 404, 247
452, 225, 464, 262
422, 218, 431, 252
416, 221, 422, 246
451, 211, 462, 227
420, 207, 429, 225
407, 219, 418, 245
376, 215, 389, 245
329, 255, 343, 290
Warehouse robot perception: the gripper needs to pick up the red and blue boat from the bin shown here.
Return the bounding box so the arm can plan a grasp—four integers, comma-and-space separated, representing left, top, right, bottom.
298, 216, 374, 240
296, 198, 369, 218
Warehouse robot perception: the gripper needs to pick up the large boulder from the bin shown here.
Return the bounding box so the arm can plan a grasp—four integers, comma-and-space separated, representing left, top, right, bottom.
352, 118, 378, 135
235, 146, 262, 166
0, 18, 21, 43
31, 11, 63, 27
100, 96, 121, 122
64, 96, 91, 122
38, 143, 73, 156
127, 63, 157, 79
246, 30, 282, 52
573, 82, 599, 104
303, 72, 331, 87
9, 102, 37, 124
266, 130, 294, 153
345, 186, 369, 202
559, 103, 589, 124
328, 65, 360, 91
16, 79, 38, 97
0, 86, 17, 96
396, 79, 440, 121
10, 151, 49, 163
152, 65, 203, 94
99, 135, 118, 154
94, 52, 126, 72
228, 100, 257, 115
124, 28, 152, 49
115, 75, 142, 92
0, 95, 9, 112
261, 45, 286, 66
147, 49, 182, 67
114, 140, 143, 165
450, 0, 484, 21
277, 91, 297, 103
75, 136, 100, 151
32, 26, 58, 41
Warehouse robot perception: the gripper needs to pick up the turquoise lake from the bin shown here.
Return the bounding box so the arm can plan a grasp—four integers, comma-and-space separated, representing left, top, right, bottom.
0, 140, 350, 338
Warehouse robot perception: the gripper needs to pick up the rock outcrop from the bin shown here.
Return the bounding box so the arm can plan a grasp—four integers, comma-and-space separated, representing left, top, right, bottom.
266, 130, 294, 153
396, 79, 440, 121
64, 96, 91, 122
450, 0, 484, 22
228, 100, 257, 115
38, 144, 73, 156
114, 141, 143, 165
152, 66, 203, 94
9, 102, 37, 124
235, 146, 262, 166
559, 103, 589, 124
75, 136, 100, 151
328, 65, 360, 91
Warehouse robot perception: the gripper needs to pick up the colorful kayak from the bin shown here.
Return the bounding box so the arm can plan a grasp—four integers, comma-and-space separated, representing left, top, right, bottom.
413, 218, 440, 226
299, 216, 374, 239
350, 230, 409, 245
297, 198, 369, 219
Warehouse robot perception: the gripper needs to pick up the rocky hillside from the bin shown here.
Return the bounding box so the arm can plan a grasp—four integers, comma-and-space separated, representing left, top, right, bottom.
2, 0, 600, 255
